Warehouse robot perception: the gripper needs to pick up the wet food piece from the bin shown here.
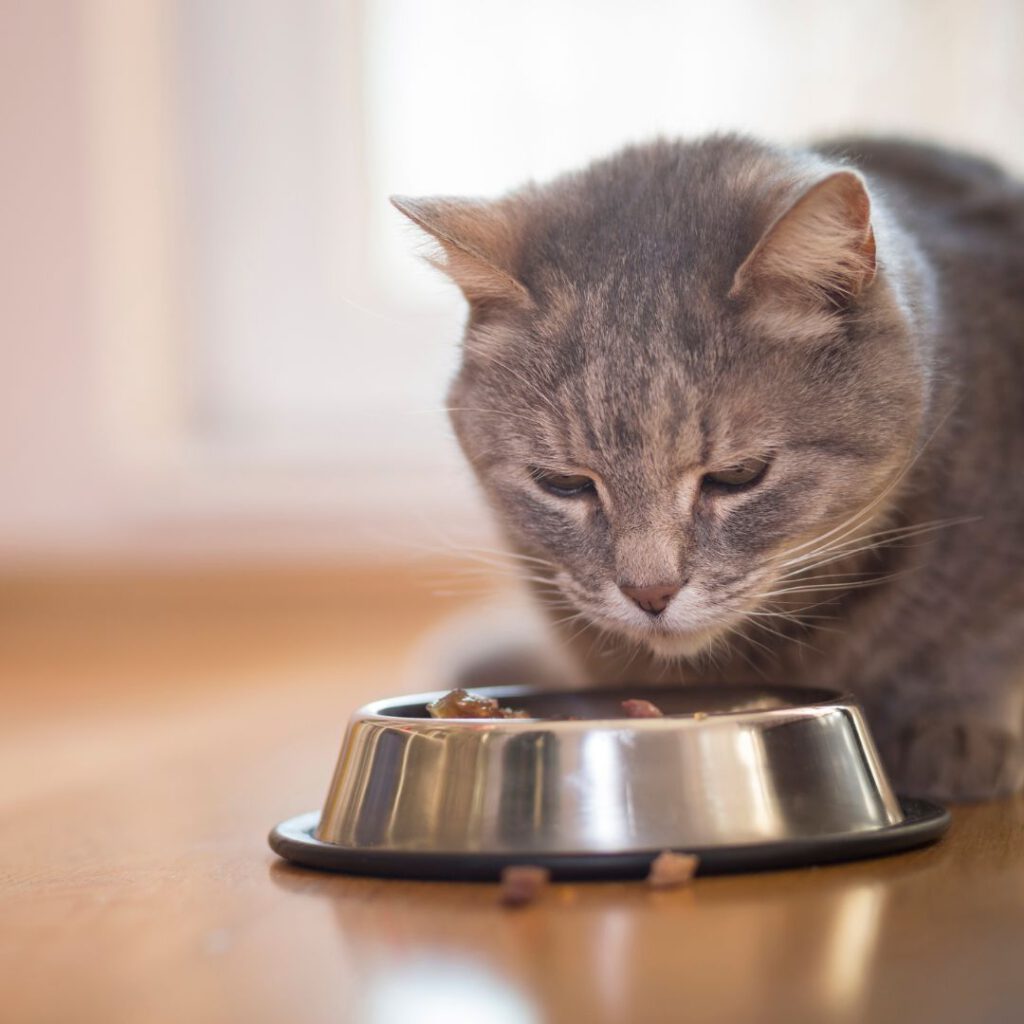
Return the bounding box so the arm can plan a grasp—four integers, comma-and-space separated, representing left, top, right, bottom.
426, 688, 528, 720
500, 865, 551, 906
621, 698, 665, 718
647, 850, 699, 889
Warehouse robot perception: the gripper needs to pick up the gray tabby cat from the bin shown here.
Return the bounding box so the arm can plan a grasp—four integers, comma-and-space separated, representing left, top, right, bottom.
393, 135, 1024, 801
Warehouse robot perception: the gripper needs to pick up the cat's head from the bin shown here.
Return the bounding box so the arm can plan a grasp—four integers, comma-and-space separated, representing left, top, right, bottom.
394, 136, 929, 658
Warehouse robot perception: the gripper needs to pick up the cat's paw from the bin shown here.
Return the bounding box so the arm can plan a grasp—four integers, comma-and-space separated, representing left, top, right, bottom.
886, 715, 1024, 802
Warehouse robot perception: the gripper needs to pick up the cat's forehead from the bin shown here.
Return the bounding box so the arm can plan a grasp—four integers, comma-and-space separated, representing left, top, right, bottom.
516, 285, 767, 427
472, 280, 782, 428
522, 225, 728, 343
518, 139, 790, 304
530, 273, 722, 362
478, 322, 773, 472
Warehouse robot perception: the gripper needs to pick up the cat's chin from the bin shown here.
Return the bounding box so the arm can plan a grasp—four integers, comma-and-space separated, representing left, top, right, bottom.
642, 626, 724, 660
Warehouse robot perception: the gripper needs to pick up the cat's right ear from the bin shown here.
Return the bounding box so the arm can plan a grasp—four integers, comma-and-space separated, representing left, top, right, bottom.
390, 196, 532, 310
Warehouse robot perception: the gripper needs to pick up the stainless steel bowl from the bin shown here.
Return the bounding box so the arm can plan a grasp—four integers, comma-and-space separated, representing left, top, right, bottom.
270, 685, 949, 878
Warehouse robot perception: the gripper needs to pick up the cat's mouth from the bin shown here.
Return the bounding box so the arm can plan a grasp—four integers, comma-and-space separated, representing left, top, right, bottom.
548, 567, 790, 662
558, 575, 748, 660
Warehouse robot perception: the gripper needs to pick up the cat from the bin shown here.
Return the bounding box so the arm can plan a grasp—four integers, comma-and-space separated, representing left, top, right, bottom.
392, 134, 1024, 802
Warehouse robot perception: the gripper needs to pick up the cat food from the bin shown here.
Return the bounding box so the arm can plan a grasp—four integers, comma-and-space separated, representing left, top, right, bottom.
426, 689, 675, 720
621, 698, 665, 718
500, 865, 551, 906
426, 688, 528, 719
647, 850, 699, 889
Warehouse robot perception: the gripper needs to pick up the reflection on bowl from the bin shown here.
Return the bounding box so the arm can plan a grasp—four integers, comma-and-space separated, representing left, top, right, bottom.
314, 685, 902, 855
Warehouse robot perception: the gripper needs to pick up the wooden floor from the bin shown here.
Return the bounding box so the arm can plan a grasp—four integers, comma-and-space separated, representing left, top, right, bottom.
3, 565, 1023, 1024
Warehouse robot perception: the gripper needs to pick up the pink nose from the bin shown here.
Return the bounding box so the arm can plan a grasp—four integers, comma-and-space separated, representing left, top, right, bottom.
619, 583, 680, 615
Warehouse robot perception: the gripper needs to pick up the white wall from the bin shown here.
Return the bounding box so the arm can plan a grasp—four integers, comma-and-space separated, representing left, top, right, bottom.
3, 0, 1022, 563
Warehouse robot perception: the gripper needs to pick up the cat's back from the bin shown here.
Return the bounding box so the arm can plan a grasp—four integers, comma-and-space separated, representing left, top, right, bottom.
817, 136, 1024, 359
816, 137, 1024, 278
813, 136, 1022, 504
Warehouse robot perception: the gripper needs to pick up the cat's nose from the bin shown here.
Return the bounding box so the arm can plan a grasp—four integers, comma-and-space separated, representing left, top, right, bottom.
619, 583, 681, 616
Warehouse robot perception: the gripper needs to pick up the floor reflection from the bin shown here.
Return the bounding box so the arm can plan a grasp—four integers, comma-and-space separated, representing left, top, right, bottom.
356, 956, 538, 1024
269, 849, 941, 1024
819, 880, 887, 1017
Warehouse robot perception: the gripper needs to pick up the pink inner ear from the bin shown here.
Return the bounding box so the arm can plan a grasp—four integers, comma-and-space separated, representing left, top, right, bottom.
390, 195, 531, 308
730, 171, 877, 305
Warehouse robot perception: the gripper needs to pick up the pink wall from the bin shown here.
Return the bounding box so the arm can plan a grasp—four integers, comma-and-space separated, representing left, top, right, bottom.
1, 2, 115, 553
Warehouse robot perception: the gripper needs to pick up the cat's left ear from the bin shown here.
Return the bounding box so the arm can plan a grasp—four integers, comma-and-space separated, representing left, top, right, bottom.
390, 195, 531, 310
729, 171, 877, 308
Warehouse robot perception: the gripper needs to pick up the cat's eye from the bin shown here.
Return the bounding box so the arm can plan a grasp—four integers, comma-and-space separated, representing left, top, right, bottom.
703, 456, 770, 492
531, 468, 596, 498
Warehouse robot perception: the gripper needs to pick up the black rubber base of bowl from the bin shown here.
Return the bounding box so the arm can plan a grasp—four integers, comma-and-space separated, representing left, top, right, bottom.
269, 797, 949, 880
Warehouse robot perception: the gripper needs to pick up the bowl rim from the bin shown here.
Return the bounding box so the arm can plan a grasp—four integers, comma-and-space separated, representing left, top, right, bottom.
354, 682, 859, 728
270, 797, 951, 879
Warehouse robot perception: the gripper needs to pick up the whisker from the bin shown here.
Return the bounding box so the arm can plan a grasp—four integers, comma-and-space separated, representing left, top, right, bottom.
744, 608, 838, 627
460, 546, 557, 568
549, 610, 590, 628
776, 515, 978, 575
407, 406, 545, 428
775, 531, 949, 581
773, 404, 959, 566
428, 555, 555, 576
728, 624, 775, 659
426, 570, 561, 592
562, 613, 598, 647
721, 626, 770, 679
618, 634, 647, 674
476, 350, 565, 421
756, 570, 910, 600
743, 615, 822, 654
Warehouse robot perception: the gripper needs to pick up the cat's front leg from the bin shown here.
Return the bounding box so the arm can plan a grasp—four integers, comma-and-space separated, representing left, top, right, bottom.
404, 596, 587, 693
872, 692, 1024, 802
895, 714, 1023, 801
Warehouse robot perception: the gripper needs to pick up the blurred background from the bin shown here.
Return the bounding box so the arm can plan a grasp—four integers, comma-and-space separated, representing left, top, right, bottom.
4, 0, 1023, 568
3, 9, 1023, 1017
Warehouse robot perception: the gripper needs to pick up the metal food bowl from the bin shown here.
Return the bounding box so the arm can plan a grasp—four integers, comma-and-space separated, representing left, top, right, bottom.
270, 685, 949, 879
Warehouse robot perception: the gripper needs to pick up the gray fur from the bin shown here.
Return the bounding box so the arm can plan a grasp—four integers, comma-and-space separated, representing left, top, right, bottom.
395, 134, 1024, 801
